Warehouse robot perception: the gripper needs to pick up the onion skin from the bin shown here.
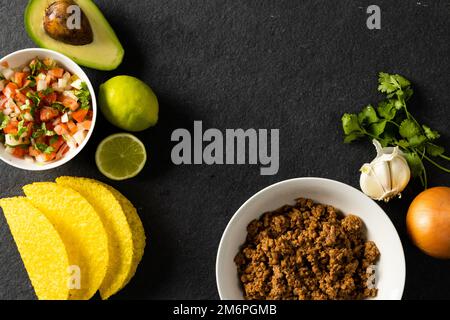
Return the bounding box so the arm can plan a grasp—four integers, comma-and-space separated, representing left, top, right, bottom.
407, 187, 450, 259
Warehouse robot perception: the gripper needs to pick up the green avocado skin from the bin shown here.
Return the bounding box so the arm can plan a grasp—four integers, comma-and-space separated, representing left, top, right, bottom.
99, 76, 159, 132
24, 0, 124, 71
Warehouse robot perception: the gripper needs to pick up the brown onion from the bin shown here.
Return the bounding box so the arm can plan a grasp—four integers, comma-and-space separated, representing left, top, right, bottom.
407, 187, 450, 259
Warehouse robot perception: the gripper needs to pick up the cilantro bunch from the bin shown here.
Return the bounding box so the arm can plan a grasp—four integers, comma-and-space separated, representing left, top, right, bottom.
342, 72, 449, 188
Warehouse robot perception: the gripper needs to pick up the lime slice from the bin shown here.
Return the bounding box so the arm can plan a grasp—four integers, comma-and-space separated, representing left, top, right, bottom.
95, 133, 147, 180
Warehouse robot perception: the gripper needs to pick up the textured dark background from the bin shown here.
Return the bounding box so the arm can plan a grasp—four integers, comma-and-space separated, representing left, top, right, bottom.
0, 0, 449, 300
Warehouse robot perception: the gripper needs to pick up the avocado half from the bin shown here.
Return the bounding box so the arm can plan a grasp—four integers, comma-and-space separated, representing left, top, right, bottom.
25, 0, 124, 71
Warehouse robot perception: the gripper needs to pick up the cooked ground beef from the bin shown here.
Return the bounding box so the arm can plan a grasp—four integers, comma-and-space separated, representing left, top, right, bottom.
234, 198, 380, 300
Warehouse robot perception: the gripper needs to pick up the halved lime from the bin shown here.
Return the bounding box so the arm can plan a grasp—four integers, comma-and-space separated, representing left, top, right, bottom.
95, 133, 147, 181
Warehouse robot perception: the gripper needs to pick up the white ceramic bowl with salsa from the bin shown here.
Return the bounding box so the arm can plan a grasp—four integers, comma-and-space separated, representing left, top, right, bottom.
0, 48, 96, 171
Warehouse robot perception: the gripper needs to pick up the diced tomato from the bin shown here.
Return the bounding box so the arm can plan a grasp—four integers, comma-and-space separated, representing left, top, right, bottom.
51, 118, 60, 127
62, 97, 79, 111
21, 87, 32, 95
12, 147, 27, 158
50, 136, 65, 150
24, 122, 33, 138
34, 135, 46, 145
45, 152, 57, 161
0, 95, 8, 109
15, 92, 27, 104
3, 120, 18, 135
67, 120, 78, 134
43, 91, 58, 105
80, 120, 92, 130
40, 107, 59, 122
72, 109, 88, 123
23, 79, 33, 88
2, 82, 18, 99
54, 123, 69, 135
48, 68, 64, 78
33, 111, 41, 123
14, 72, 28, 87
28, 146, 41, 157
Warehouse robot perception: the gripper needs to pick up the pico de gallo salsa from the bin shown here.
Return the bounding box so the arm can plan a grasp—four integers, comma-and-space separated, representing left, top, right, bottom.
0, 57, 93, 163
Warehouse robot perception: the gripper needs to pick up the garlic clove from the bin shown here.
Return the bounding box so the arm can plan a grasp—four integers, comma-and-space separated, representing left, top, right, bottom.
389, 154, 411, 195
360, 164, 386, 200
372, 159, 392, 193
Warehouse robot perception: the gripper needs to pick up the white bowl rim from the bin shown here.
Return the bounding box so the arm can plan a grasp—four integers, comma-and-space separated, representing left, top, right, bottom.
0, 48, 97, 171
215, 177, 406, 300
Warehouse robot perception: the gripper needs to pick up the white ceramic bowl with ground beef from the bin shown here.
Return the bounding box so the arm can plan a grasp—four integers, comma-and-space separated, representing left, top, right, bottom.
216, 177, 406, 300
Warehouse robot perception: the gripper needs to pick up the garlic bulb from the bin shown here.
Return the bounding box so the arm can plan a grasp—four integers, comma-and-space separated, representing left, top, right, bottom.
360, 140, 411, 202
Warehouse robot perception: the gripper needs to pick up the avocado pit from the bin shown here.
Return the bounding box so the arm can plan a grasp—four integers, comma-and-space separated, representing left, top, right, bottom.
44, 0, 93, 45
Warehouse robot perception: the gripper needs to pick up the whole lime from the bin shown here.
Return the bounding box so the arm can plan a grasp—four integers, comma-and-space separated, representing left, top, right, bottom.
99, 76, 159, 132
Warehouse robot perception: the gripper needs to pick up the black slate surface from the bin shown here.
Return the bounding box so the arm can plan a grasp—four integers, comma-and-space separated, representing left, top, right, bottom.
0, 0, 449, 300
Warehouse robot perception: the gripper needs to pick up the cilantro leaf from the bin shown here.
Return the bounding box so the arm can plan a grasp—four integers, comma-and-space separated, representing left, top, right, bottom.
40, 87, 54, 95
368, 120, 387, 138
41, 123, 55, 136
31, 132, 40, 139
49, 135, 59, 145
344, 132, 364, 143
76, 82, 91, 110
378, 72, 413, 110
0, 118, 8, 130
404, 152, 423, 178
35, 143, 54, 154
358, 105, 379, 126
422, 125, 440, 141
377, 100, 397, 120
426, 143, 445, 157
29, 58, 47, 76
35, 143, 47, 151
392, 74, 411, 89
44, 146, 55, 154
26, 91, 41, 106
51, 102, 67, 112
401, 87, 413, 101
20, 75, 36, 89
397, 139, 410, 149
342, 113, 362, 135
378, 73, 411, 92
32, 123, 55, 139
0, 113, 6, 130
378, 128, 396, 147
393, 99, 404, 110
16, 120, 27, 138
378, 73, 398, 94
408, 135, 427, 147
399, 119, 421, 139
